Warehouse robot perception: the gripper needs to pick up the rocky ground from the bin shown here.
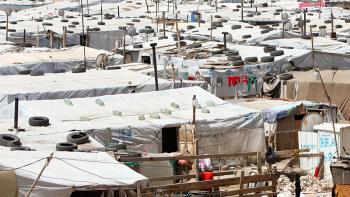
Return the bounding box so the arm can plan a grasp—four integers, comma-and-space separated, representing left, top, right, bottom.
277, 175, 333, 196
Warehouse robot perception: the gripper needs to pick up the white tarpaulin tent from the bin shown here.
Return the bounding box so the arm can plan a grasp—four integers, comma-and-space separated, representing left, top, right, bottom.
0, 68, 207, 106
0, 151, 146, 197
0, 46, 123, 75
0, 87, 265, 154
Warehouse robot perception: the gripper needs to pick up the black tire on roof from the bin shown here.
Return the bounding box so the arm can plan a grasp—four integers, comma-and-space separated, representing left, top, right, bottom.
72, 66, 86, 73
29, 116, 50, 127
242, 34, 251, 39
231, 25, 241, 30
270, 50, 284, 57
261, 29, 270, 34
225, 50, 239, 56
261, 56, 275, 62
18, 69, 31, 75
67, 132, 90, 145
0, 134, 21, 147
56, 142, 77, 151
227, 55, 242, 61
245, 56, 258, 63
264, 46, 276, 53
231, 60, 244, 66
133, 44, 143, 48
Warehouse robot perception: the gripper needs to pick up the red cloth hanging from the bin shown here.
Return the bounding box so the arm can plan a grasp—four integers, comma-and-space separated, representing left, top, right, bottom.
228, 76, 240, 87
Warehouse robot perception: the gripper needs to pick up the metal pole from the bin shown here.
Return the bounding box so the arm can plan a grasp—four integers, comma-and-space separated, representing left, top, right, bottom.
14, 98, 18, 129
331, 11, 334, 37
210, 15, 213, 40
163, 11, 166, 37
282, 22, 285, 39
6, 15, 8, 41
123, 29, 126, 64
222, 32, 228, 50
81, 0, 87, 70
23, 29, 26, 43
150, 43, 159, 91
100, 0, 103, 23
250, 0, 252, 8
241, 0, 244, 21
117, 6, 120, 18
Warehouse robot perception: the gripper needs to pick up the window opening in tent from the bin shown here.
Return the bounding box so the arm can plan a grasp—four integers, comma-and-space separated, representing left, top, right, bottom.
141, 56, 151, 64
162, 127, 178, 153
80, 34, 87, 46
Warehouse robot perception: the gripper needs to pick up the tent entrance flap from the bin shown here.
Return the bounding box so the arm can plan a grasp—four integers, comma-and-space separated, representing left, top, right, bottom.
162, 127, 178, 153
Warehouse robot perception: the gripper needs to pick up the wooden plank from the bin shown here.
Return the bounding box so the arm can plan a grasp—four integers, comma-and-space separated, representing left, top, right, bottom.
220, 185, 275, 196
148, 170, 237, 182
118, 149, 310, 162
239, 171, 245, 197
119, 152, 257, 162
257, 152, 262, 174
142, 174, 280, 194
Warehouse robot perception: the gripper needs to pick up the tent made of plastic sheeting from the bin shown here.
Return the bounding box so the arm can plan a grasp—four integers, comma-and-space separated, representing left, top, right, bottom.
0, 87, 265, 154
0, 46, 123, 75
283, 70, 350, 120
0, 68, 207, 107
260, 37, 350, 52
0, 151, 146, 197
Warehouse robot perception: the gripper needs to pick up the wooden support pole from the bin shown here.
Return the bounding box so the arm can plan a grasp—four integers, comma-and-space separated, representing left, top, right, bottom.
239, 171, 245, 196
136, 181, 142, 197
26, 153, 54, 197
257, 152, 262, 174
198, 13, 201, 27
272, 179, 278, 197
195, 139, 200, 181
175, 14, 180, 55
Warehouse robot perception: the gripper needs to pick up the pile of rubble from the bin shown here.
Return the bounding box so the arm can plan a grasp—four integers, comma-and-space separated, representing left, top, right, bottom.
277, 175, 333, 195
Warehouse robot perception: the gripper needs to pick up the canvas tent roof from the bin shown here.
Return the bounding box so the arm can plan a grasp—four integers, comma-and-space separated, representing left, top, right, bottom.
0, 68, 206, 106
0, 87, 265, 153
0, 151, 146, 197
